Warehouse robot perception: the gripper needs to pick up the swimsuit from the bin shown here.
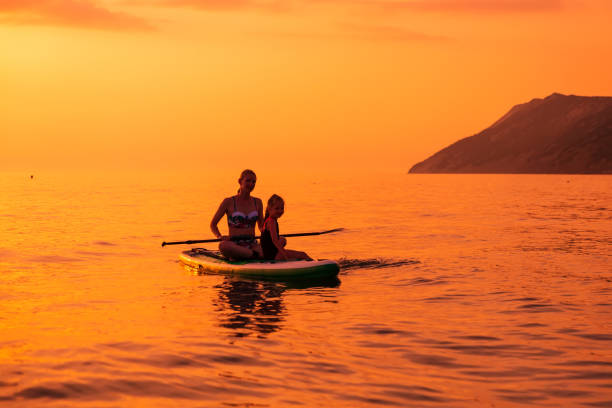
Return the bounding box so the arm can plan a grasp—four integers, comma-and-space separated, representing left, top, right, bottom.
228, 197, 259, 250
233, 235, 258, 248
227, 197, 258, 229
260, 217, 279, 260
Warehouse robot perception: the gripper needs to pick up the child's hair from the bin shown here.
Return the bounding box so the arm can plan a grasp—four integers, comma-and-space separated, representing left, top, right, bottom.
265, 194, 284, 219
237, 169, 256, 193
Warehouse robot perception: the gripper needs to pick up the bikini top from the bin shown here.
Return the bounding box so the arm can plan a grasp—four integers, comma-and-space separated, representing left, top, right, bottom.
227, 197, 258, 229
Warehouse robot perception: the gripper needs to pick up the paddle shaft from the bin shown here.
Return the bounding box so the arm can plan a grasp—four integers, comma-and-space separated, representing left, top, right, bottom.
161, 228, 342, 247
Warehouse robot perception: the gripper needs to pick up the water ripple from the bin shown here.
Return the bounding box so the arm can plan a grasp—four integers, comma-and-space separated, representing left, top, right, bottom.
337, 258, 420, 270
577, 333, 612, 341
27, 255, 82, 263
404, 352, 475, 368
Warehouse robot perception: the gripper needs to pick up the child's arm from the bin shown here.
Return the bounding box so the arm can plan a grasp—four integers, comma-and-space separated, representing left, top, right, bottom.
268, 221, 288, 260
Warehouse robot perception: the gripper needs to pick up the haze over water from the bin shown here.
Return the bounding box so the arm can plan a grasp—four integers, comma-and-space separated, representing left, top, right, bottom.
0, 170, 610, 407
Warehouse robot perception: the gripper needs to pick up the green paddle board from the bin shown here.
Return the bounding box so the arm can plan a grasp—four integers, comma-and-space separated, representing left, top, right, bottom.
179, 248, 340, 279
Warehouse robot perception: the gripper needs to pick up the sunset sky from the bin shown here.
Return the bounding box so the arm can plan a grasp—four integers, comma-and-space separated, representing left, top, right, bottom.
1, 0, 611, 172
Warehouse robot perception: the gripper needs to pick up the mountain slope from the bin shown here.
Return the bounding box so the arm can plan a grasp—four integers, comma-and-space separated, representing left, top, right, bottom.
409, 93, 612, 174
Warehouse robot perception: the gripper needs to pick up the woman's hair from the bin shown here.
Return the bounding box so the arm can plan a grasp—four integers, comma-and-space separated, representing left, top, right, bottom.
265, 194, 284, 219
237, 169, 256, 194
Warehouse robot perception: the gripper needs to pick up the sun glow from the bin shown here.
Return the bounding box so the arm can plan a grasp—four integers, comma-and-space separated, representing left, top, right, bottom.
2, 0, 611, 172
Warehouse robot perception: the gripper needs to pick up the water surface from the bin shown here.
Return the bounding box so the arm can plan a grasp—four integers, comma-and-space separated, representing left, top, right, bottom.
0, 171, 610, 407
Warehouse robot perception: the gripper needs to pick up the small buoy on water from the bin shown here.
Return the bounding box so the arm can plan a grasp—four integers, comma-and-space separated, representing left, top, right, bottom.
30, 175, 34, 179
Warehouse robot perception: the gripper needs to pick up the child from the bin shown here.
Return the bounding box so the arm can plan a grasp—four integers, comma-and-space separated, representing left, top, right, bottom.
261, 194, 312, 261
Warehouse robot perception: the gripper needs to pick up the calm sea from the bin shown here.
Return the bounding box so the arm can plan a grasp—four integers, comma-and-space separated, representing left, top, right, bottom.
0, 171, 610, 407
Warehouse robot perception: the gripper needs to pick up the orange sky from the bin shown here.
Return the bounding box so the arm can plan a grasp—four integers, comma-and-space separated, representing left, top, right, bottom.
1, 0, 611, 172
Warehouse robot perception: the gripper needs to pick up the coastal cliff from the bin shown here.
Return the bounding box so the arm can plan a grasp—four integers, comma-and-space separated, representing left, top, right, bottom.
409, 93, 612, 174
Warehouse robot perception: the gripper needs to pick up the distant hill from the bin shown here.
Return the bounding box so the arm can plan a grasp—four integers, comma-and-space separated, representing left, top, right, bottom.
409, 93, 612, 174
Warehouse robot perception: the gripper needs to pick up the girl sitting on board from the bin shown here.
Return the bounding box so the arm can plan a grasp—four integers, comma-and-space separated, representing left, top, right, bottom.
210, 169, 264, 260
261, 194, 312, 261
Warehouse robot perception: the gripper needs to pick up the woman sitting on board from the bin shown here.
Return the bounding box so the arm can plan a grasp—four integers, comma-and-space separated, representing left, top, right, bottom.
210, 169, 264, 260
261, 194, 312, 261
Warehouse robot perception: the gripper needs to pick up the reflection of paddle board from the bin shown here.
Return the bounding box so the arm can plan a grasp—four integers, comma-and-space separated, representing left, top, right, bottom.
179, 248, 340, 278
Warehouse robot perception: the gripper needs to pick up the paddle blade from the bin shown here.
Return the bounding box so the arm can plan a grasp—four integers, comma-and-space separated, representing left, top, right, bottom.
322, 228, 344, 234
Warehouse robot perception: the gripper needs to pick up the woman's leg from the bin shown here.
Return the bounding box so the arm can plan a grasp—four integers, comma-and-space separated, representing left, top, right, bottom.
219, 241, 254, 260
250, 242, 263, 258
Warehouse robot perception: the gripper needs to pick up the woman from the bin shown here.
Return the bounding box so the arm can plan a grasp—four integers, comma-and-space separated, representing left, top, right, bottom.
210, 169, 264, 260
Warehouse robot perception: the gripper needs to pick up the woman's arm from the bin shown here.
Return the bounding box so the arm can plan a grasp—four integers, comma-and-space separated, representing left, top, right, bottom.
256, 198, 264, 232
210, 198, 229, 239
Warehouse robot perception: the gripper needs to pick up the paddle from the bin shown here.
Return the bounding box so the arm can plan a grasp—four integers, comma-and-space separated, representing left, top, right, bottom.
161, 228, 343, 247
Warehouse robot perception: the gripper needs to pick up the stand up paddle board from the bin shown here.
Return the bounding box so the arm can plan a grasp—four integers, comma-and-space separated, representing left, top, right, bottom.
179, 248, 340, 279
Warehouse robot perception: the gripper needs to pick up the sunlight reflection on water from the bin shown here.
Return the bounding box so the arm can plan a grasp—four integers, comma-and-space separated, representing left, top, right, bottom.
0, 171, 610, 407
